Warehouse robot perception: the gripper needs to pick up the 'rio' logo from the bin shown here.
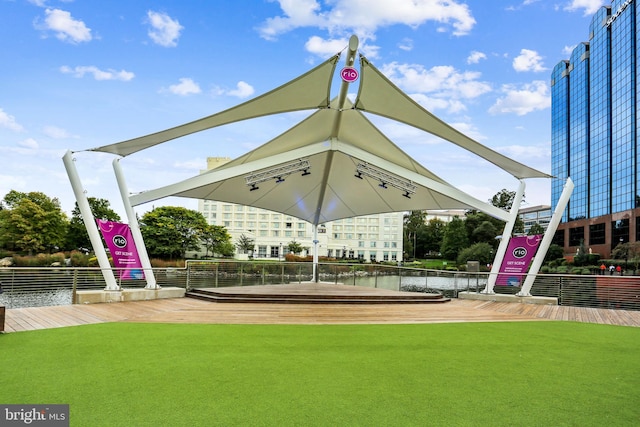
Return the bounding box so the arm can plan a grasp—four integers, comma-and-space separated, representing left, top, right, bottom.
113, 235, 127, 248
340, 67, 359, 82
513, 247, 527, 258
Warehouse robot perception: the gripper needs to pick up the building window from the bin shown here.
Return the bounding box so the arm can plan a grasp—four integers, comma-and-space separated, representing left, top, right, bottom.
286, 222, 292, 229
569, 227, 584, 246
589, 223, 606, 245
611, 219, 629, 250
553, 229, 565, 247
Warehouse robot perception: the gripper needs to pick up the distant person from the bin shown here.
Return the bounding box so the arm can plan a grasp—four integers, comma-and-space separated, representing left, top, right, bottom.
616, 265, 622, 275
600, 264, 606, 275
609, 265, 615, 275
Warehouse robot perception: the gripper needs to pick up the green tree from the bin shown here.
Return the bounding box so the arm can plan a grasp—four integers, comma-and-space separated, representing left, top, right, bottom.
544, 244, 565, 263
422, 218, 446, 256
471, 220, 499, 246
528, 223, 545, 236
287, 240, 303, 255
66, 197, 121, 251
235, 234, 256, 255
403, 210, 426, 259
140, 206, 208, 259
0, 190, 68, 255
456, 242, 494, 266
440, 216, 468, 261
490, 189, 525, 234
490, 189, 522, 210
202, 224, 234, 257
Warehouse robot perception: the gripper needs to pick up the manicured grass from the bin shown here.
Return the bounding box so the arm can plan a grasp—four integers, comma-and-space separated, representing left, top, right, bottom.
2, 322, 639, 426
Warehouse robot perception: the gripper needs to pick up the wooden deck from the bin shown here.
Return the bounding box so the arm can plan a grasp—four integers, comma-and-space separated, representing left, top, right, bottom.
4, 296, 640, 333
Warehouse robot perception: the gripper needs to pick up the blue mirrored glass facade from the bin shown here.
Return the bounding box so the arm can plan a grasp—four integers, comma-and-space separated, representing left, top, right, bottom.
551, 1, 638, 257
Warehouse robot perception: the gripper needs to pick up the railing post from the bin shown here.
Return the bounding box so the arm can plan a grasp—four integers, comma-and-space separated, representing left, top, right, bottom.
215, 263, 218, 288
240, 263, 244, 286
185, 263, 191, 291
72, 269, 78, 304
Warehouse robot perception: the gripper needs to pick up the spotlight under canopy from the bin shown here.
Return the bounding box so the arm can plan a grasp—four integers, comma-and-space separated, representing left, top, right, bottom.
355, 162, 417, 195
245, 159, 311, 189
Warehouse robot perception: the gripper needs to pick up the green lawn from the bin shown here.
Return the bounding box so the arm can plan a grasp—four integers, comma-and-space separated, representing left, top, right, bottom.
2, 321, 639, 426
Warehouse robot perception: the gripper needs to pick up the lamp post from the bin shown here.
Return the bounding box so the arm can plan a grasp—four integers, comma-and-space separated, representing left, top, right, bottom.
279, 243, 283, 261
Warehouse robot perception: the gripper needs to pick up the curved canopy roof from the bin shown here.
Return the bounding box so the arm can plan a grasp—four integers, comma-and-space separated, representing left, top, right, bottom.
89, 37, 550, 225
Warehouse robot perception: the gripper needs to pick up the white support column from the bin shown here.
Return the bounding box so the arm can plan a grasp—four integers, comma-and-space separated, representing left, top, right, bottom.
62, 150, 119, 290
518, 177, 574, 297
312, 225, 319, 283
485, 180, 526, 294
112, 158, 158, 289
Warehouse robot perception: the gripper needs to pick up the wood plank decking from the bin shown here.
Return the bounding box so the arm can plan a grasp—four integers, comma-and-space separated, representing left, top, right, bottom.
4, 296, 640, 333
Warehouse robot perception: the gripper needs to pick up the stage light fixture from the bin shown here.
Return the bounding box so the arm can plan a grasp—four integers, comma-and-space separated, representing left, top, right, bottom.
355, 162, 417, 196
245, 158, 311, 190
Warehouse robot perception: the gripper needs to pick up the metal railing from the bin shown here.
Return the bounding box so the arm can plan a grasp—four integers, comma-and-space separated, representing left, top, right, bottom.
1, 260, 639, 311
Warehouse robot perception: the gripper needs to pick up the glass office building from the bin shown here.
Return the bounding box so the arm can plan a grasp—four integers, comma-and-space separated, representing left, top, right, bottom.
551, 0, 638, 257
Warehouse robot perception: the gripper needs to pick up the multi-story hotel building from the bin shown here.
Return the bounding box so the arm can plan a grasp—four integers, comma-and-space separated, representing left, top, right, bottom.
551, 0, 638, 258
198, 157, 405, 262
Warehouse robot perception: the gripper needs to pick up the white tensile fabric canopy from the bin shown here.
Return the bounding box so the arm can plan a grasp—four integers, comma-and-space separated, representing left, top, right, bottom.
89, 43, 550, 226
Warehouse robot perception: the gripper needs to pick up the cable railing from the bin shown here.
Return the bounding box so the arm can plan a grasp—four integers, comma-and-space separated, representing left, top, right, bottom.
1, 260, 639, 311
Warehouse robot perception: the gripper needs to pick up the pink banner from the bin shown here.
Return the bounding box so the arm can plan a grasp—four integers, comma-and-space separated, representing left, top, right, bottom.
97, 219, 145, 280
496, 235, 542, 286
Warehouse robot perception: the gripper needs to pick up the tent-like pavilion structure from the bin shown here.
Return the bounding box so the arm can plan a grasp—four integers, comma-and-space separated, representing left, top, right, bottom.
63, 36, 573, 297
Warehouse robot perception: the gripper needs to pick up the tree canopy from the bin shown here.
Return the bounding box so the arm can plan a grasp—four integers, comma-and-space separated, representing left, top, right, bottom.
0, 190, 68, 255
140, 206, 209, 259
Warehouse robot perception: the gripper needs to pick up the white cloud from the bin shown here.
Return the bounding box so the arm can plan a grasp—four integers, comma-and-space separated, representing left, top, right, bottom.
37, 8, 92, 44
60, 65, 135, 81
18, 138, 39, 149
512, 49, 547, 72
467, 50, 486, 64
213, 81, 255, 99
258, 0, 476, 41
398, 38, 413, 51
146, 11, 183, 47
0, 108, 24, 132
564, 0, 607, 16
227, 81, 255, 98
167, 78, 201, 96
305, 36, 350, 57
562, 45, 575, 56
43, 126, 71, 139
381, 62, 491, 102
489, 80, 550, 116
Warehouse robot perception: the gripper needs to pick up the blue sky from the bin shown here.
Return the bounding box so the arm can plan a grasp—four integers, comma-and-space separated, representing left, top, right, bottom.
0, 0, 608, 218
